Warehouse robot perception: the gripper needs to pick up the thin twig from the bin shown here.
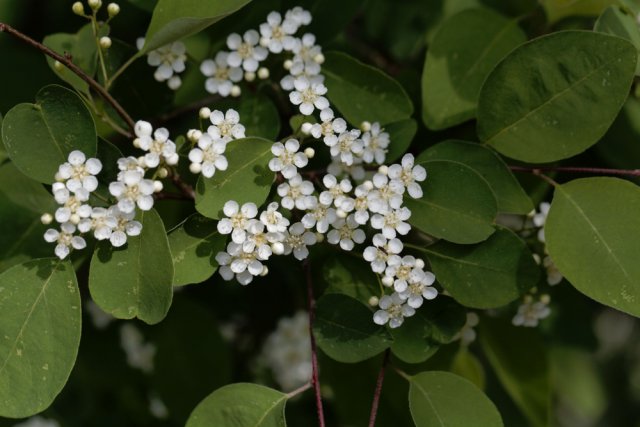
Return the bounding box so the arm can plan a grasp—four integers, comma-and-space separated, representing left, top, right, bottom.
170, 170, 195, 199
509, 165, 640, 177
0, 22, 135, 135
286, 381, 313, 399
154, 191, 193, 201
304, 259, 326, 427
368, 350, 390, 427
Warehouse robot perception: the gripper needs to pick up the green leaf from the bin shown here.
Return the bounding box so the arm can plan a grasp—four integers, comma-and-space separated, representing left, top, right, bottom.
405, 160, 497, 244
0, 163, 58, 273
479, 317, 550, 427
322, 51, 414, 126
385, 119, 418, 163
168, 213, 227, 286
195, 137, 275, 219
142, 0, 251, 53
422, 8, 526, 130
423, 227, 539, 309
0, 259, 81, 418
451, 349, 486, 390
595, 6, 640, 75
477, 31, 636, 163
89, 209, 173, 324
314, 293, 392, 363
545, 177, 640, 316
186, 383, 287, 427
322, 256, 380, 305
408, 371, 503, 427
418, 140, 532, 214
2, 84, 97, 183
542, 0, 615, 24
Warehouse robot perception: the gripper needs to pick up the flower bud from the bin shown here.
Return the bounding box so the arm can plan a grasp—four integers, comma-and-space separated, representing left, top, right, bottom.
377, 165, 389, 175
283, 59, 293, 70
199, 107, 211, 119
336, 208, 347, 219
153, 180, 163, 193
88, 0, 102, 10
304, 147, 315, 159
230, 85, 241, 97
300, 122, 313, 135
314, 53, 325, 64
259, 37, 269, 47
189, 163, 202, 174
53, 60, 64, 71
157, 167, 169, 178
70, 213, 81, 225
315, 232, 324, 243
381, 276, 394, 287
363, 180, 374, 191
72, 1, 85, 15
244, 71, 256, 82
107, 2, 120, 17
260, 266, 269, 276
187, 129, 202, 142
415, 258, 425, 269
360, 121, 372, 132
368, 296, 379, 307
257, 67, 269, 80
271, 242, 285, 255
99, 36, 112, 49
132, 138, 141, 148
137, 156, 146, 168
41, 213, 53, 225
540, 294, 551, 304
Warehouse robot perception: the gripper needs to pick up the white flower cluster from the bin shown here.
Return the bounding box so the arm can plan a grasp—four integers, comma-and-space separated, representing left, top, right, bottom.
120, 323, 156, 373
512, 294, 551, 327
43, 121, 174, 259
531, 202, 563, 286
260, 311, 312, 391
137, 38, 187, 90
12, 417, 60, 427
453, 312, 479, 346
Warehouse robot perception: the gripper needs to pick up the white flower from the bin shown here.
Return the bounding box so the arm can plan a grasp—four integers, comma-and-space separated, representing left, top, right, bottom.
370, 207, 412, 239
120, 323, 156, 373
117, 156, 145, 178
55, 150, 102, 192
285, 6, 312, 27
259, 11, 297, 53
283, 222, 317, 260
137, 37, 187, 89
277, 174, 314, 210
352, 182, 373, 224
280, 73, 324, 92
373, 292, 415, 328
398, 269, 437, 308
289, 77, 329, 115
259, 202, 290, 233
52, 183, 92, 224
134, 121, 179, 167
109, 170, 155, 213
301, 196, 337, 233
363, 234, 403, 274
200, 51, 243, 97
319, 174, 353, 210
388, 154, 427, 199
512, 295, 551, 327
188, 133, 228, 178
454, 313, 480, 346
327, 214, 365, 251
326, 129, 364, 166
361, 122, 389, 164
268, 139, 309, 179
309, 108, 347, 144
384, 255, 423, 293
242, 219, 277, 260
44, 222, 86, 259
217, 201, 258, 244
290, 33, 323, 75
226, 30, 268, 72
107, 205, 142, 247
367, 172, 403, 214
533, 202, 550, 243
77, 206, 116, 240
543, 255, 563, 285
327, 155, 366, 182
216, 241, 265, 285
207, 109, 246, 141
13, 416, 60, 427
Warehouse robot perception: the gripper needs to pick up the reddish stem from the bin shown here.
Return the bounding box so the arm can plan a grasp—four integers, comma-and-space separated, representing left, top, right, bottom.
368, 350, 390, 427
304, 259, 326, 427
509, 165, 640, 177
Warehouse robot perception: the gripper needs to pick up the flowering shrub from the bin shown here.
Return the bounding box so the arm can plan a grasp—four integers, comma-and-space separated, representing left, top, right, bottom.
2, 0, 640, 426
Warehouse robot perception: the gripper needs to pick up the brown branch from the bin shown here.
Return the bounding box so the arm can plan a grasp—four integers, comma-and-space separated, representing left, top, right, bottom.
154, 191, 192, 201
170, 170, 195, 199
304, 259, 326, 427
510, 165, 640, 177
368, 349, 390, 427
0, 22, 135, 135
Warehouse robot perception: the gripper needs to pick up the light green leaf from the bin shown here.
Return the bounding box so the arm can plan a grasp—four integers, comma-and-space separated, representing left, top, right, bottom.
545, 177, 640, 316
408, 371, 503, 427
405, 160, 497, 244
322, 51, 414, 126
451, 349, 486, 390
595, 6, 640, 74
479, 317, 550, 427
89, 209, 173, 324
542, 0, 615, 24
314, 293, 392, 363
422, 8, 526, 130
418, 140, 532, 214
168, 213, 227, 286
477, 31, 636, 163
195, 137, 275, 219
0, 259, 81, 418
385, 119, 417, 163
186, 383, 287, 427
423, 227, 539, 308
2, 84, 97, 183
142, 0, 251, 53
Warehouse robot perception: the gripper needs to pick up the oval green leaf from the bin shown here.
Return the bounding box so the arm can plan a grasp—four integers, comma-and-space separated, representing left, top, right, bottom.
314, 293, 392, 363
546, 177, 640, 316
408, 371, 503, 427
385, 118, 417, 163
89, 208, 173, 324
0, 259, 81, 418
422, 8, 527, 130
322, 51, 414, 126
186, 383, 287, 427
2, 84, 97, 183
405, 159, 497, 244
423, 227, 539, 309
195, 137, 275, 219
142, 0, 251, 53
595, 6, 640, 74
477, 31, 636, 163
168, 213, 227, 286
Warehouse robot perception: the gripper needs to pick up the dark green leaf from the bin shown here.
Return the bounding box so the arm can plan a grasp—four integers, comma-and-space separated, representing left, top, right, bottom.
385, 119, 417, 163
322, 256, 380, 305
542, 0, 615, 24
451, 349, 486, 390
595, 6, 640, 74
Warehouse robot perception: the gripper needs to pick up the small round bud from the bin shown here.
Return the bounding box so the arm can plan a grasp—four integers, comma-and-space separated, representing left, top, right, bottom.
259, 37, 269, 47
415, 258, 425, 269
230, 85, 241, 97
524, 294, 534, 304
189, 163, 202, 174
166, 153, 179, 165
381, 276, 394, 287
199, 107, 211, 119
99, 36, 112, 49
257, 67, 269, 80
107, 2, 120, 17
271, 242, 285, 255
153, 180, 163, 193
132, 138, 141, 148
137, 156, 146, 168
244, 71, 256, 82
301, 122, 313, 134
368, 296, 379, 307
360, 121, 372, 132
377, 165, 389, 175
70, 214, 81, 225
55, 172, 64, 182
283, 59, 293, 70
157, 167, 169, 179
88, 0, 102, 10
540, 294, 551, 304
315, 232, 324, 243
304, 147, 315, 159
363, 180, 374, 191
41, 213, 53, 225
532, 253, 541, 265
187, 129, 202, 142
72, 1, 85, 15
336, 208, 347, 219
260, 266, 269, 276
54, 60, 64, 71
314, 53, 325, 64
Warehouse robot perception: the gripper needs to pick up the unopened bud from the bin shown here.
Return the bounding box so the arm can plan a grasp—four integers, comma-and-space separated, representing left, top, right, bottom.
199, 107, 211, 119
336, 208, 347, 219
70, 213, 81, 225
187, 129, 202, 142
381, 276, 394, 287
540, 294, 551, 304
99, 36, 112, 49
153, 180, 163, 193
315, 232, 324, 243
137, 156, 146, 168
157, 167, 169, 178
283, 59, 293, 70
377, 165, 389, 175
257, 67, 269, 80
415, 258, 425, 269
368, 296, 379, 307
88, 0, 102, 10
363, 180, 373, 191
53, 60, 64, 71
314, 53, 325, 64
107, 2, 120, 17
304, 147, 315, 159
244, 71, 256, 82
360, 121, 371, 132
271, 242, 285, 255
41, 213, 53, 225
260, 266, 269, 276
72, 1, 85, 15
259, 37, 269, 47
230, 85, 241, 97
301, 122, 313, 135
189, 163, 202, 174
132, 138, 141, 148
